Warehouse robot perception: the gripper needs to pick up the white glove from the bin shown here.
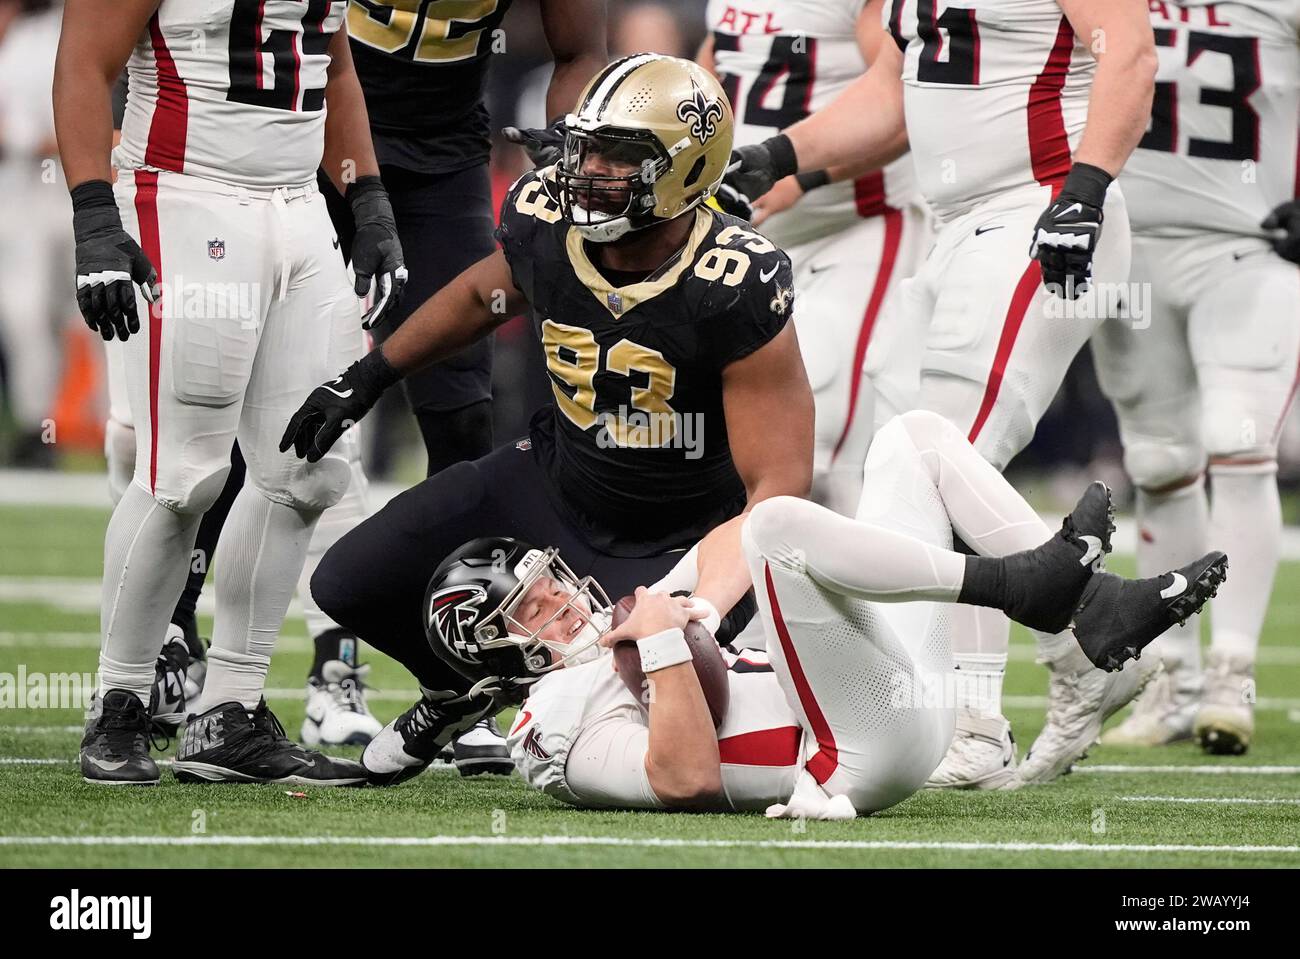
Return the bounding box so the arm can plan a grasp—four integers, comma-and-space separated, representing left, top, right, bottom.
765, 769, 857, 821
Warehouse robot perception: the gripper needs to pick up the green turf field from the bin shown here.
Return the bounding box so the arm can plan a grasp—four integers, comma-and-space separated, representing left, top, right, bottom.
1, 504, 1298, 869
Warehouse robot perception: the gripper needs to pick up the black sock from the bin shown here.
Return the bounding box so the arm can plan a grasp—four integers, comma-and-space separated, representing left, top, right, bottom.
170, 442, 246, 638
957, 555, 1008, 612
311, 627, 360, 680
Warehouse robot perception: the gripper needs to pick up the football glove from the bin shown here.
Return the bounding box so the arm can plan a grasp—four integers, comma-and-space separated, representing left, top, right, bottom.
501, 118, 566, 169
723, 133, 798, 204
1028, 162, 1112, 299
280, 349, 401, 462
707, 181, 754, 220
71, 179, 158, 342
348, 176, 407, 330
1262, 200, 1300, 264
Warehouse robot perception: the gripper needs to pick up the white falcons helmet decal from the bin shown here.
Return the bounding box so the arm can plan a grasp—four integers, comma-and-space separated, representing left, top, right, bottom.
677, 79, 725, 145
428, 585, 488, 658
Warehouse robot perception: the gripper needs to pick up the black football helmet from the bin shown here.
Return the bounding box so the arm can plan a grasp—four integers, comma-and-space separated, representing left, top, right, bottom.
423, 537, 613, 702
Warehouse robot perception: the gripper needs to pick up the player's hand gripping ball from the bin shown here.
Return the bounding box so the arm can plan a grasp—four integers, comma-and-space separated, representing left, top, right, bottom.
606, 590, 730, 727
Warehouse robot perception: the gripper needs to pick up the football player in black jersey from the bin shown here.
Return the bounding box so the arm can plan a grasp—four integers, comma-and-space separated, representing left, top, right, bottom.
282, 55, 815, 787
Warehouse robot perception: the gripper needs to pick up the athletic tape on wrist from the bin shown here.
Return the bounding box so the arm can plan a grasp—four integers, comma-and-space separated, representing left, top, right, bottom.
637, 628, 692, 673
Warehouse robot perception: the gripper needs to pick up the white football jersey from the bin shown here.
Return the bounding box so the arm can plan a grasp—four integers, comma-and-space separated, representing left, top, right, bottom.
707, 0, 917, 246
114, 0, 347, 189
887, 0, 1094, 222
508, 648, 802, 811
1122, 1, 1300, 237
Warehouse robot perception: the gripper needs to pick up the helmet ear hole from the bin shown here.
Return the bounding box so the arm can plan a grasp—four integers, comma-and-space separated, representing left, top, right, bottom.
683, 155, 707, 190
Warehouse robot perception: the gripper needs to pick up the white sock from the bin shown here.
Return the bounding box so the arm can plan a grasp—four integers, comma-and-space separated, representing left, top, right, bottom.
1135, 477, 1207, 670
196, 487, 321, 712
953, 651, 1007, 715
198, 647, 272, 713
298, 453, 369, 639
1208, 461, 1280, 661
99, 483, 202, 704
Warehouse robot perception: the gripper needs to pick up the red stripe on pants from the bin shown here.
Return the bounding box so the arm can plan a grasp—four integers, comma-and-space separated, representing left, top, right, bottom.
717, 726, 802, 767
833, 209, 904, 460
763, 563, 838, 785
132, 172, 163, 494
967, 260, 1041, 444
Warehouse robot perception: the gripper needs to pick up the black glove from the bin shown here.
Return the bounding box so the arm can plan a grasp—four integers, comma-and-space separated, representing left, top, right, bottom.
279, 349, 400, 462
348, 176, 407, 330
71, 180, 159, 342
1028, 162, 1111, 299
723, 133, 798, 204
502, 118, 567, 168
710, 181, 753, 220
1263, 200, 1300, 264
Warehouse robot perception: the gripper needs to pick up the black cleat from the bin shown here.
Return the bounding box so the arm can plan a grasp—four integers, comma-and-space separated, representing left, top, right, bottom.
362, 692, 490, 786
452, 715, 514, 777
80, 690, 160, 785
1073, 551, 1228, 672
173, 700, 366, 786
998, 481, 1115, 633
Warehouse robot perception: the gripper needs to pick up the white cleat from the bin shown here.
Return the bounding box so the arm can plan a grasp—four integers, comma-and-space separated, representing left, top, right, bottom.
1018, 655, 1158, 785
925, 710, 1018, 790
1100, 658, 1200, 747
1195, 651, 1254, 756
301, 660, 383, 747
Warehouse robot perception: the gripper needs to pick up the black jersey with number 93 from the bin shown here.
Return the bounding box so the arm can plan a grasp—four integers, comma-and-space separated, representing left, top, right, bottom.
495, 168, 795, 556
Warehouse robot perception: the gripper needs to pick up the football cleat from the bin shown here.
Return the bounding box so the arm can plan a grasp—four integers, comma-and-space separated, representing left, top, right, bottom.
1101, 658, 1201, 747
301, 660, 383, 747
79, 689, 160, 786
149, 628, 193, 732
924, 710, 1017, 790
362, 692, 490, 786
452, 715, 514, 777
1018, 656, 1158, 785
1194, 651, 1254, 756
998, 481, 1115, 634
173, 700, 366, 786
1072, 552, 1228, 672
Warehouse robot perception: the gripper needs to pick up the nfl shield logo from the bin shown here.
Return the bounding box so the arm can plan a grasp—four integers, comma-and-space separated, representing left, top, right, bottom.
207, 238, 225, 261
607, 291, 624, 315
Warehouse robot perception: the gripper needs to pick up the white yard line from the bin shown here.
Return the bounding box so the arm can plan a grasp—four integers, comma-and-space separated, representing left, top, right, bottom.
0, 834, 1295, 853
1119, 795, 1300, 806
1076, 764, 1300, 775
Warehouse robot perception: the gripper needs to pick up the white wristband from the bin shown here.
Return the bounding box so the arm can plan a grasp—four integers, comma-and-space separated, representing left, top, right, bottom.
637, 627, 692, 673
688, 596, 722, 637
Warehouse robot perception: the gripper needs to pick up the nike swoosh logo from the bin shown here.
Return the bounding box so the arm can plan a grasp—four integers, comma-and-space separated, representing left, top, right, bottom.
974, 225, 1004, 236
322, 378, 353, 399
1078, 534, 1104, 569
1061, 202, 1083, 216
85, 756, 129, 772
292, 756, 315, 767
1160, 572, 1188, 599
759, 265, 779, 283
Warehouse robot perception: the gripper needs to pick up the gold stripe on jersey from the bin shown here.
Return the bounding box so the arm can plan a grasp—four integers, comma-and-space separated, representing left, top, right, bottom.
348, 0, 500, 63
565, 208, 712, 318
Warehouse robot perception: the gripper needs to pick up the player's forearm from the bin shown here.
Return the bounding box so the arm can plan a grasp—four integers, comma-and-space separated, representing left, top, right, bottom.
546, 53, 608, 122
53, 56, 117, 190
785, 57, 908, 174
321, 40, 380, 192
645, 660, 722, 806
376, 272, 503, 376
1067, 2, 1157, 176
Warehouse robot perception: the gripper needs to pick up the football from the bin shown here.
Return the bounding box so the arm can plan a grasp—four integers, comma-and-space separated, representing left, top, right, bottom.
610, 593, 730, 727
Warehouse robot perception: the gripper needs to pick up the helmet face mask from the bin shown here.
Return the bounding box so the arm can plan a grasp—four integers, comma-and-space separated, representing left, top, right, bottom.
557, 128, 668, 243
425, 540, 613, 701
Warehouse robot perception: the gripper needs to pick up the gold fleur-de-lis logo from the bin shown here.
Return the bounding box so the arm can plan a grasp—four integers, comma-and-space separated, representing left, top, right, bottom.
677, 80, 725, 144
770, 284, 793, 315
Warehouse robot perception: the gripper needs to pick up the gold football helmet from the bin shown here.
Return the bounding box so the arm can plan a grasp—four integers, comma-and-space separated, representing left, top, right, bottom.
557, 54, 735, 242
